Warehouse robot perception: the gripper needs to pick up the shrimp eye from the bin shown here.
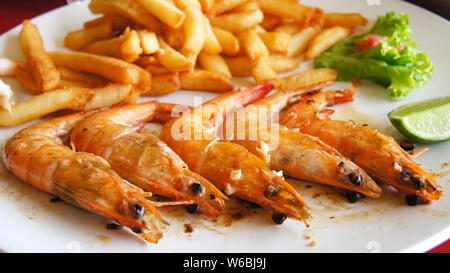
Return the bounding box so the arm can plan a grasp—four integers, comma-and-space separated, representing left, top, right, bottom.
272, 213, 287, 225
348, 173, 363, 186
191, 183, 202, 195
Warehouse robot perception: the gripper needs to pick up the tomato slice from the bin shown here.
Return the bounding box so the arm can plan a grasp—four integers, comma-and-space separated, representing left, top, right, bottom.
356, 34, 387, 52
356, 34, 405, 53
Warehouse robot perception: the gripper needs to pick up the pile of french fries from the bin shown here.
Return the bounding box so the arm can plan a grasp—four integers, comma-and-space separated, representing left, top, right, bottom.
0, 0, 368, 126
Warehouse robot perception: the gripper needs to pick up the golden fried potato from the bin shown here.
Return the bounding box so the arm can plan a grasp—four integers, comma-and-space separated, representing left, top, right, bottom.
20, 20, 60, 92
49, 51, 151, 91
304, 26, 352, 60
179, 69, 233, 92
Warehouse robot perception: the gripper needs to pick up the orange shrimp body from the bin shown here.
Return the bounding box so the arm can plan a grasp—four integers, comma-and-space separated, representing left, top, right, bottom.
70, 101, 226, 218
280, 89, 441, 203
228, 83, 381, 199
161, 81, 311, 225
2, 113, 164, 243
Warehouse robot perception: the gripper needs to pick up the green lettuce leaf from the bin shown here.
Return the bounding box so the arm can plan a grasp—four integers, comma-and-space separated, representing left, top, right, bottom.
314, 12, 433, 100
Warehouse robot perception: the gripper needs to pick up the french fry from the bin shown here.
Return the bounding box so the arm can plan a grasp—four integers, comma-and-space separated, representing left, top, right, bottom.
155, 37, 193, 71
181, 6, 206, 61
16, 66, 108, 95
145, 64, 172, 75
310, 8, 325, 29
274, 23, 302, 35
49, 51, 151, 91
304, 26, 352, 60
89, 0, 163, 33
20, 20, 60, 92
85, 28, 143, 62
135, 0, 185, 29
64, 21, 114, 50
134, 55, 159, 68
266, 54, 300, 74
0, 89, 74, 126
239, 28, 269, 60
278, 68, 338, 90
251, 57, 278, 82
254, 25, 266, 33
198, 52, 231, 78
174, 0, 201, 10
225, 54, 299, 76
214, 0, 249, 15
211, 9, 263, 33
179, 69, 233, 92
0, 58, 21, 77
258, 32, 291, 54
286, 26, 320, 57
202, 16, 222, 55
0, 84, 133, 126
77, 84, 134, 111
121, 88, 141, 104
57, 67, 108, 87
164, 26, 185, 50
199, 0, 215, 18
142, 72, 180, 96
15, 65, 41, 95
212, 27, 239, 56
137, 30, 159, 55
324, 13, 368, 28
257, 0, 314, 23
83, 14, 134, 31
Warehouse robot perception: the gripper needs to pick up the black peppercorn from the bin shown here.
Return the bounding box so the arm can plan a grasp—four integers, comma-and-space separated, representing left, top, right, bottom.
50, 197, 62, 202
346, 191, 362, 203
272, 213, 287, 225
132, 226, 143, 233
106, 222, 123, 230
186, 203, 199, 214
405, 194, 420, 206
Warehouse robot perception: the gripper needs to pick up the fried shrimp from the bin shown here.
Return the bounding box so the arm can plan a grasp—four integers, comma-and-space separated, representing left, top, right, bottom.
2, 112, 164, 243
161, 81, 311, 225
228, 82, 381, 199
70, 101, 227, 218
280, 87, 441, 204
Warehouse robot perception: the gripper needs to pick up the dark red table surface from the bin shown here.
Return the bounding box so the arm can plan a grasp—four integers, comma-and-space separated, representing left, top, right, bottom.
0, 0, 448, 253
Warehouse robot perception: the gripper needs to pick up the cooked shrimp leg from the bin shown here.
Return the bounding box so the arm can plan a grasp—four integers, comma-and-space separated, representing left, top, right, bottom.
280, 88, 441, 203
227, 82, 381, 199
70, 101, 227, 218
161, 81, 311, 225
2, 113, 164, 243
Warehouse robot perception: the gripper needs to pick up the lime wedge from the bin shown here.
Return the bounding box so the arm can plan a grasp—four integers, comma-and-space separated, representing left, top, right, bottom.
388, 96, 450, 143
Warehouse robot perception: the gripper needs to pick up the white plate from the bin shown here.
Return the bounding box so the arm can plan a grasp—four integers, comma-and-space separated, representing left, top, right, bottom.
0, 0, 448, 253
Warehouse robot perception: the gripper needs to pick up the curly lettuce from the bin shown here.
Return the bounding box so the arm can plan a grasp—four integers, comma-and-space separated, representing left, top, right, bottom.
314, 12, 434, 100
